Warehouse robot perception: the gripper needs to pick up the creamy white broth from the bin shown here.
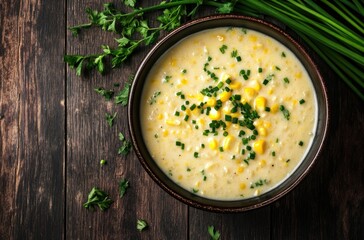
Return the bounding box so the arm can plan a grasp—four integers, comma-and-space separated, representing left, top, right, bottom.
140, 27, 317, 200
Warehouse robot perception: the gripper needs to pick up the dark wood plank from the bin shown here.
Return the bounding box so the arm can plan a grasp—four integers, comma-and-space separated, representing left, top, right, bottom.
271, 51, 364, 239
65, 1, 188, 239
0, 0, 65, 239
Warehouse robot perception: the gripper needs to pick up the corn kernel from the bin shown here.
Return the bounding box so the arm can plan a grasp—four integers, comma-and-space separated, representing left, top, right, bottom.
259, 159, 266, 167
206, 97, 216, 107
251, 80, 261, 91
229, 81, 241, 90
195, 181, 201, 187
223, 135, 234, 150
237, 166, 244, 173
158, 99, 164, 105
197, 118, 204, 126
295, 71, 302, 78
268, 88, 274, 95
240, 98, 247, 104
249, 35, 257, 42
222, 106, 230, 114
254, 119, 263, 127
181, 78, 188, 85
219, 91, 232, 102
162, 129, 169, 137
208, 138, 218, 150
253, 139, 265, 154
263, 121, 272, 128
209, 108, 221, 120
166, 119, 181, 126
239, 183, 246, 190
254, 96, 267, 111
169, 58, 176, 66
258, 127, 267, 136
178, 175, 183, 180
271, 104, 279, 113
244, 88, 256, 100
157, 114, 164, 120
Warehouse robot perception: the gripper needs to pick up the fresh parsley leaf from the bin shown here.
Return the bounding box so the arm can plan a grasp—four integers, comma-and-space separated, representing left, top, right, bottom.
148, 91, 161, 105
118, 132, 132, 156
115, 83, 130, 106
208, 225, 220, 240
94, 87, 114, 100
83, 187, 113, 211
216, 2, 235, 13
137, 219, 148, 232
105, 112, 117, 127
118, 179, 129, 198
279, 105, 290, 120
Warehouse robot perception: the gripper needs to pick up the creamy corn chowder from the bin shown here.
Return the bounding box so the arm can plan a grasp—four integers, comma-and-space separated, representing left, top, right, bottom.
140, 27, 317, 200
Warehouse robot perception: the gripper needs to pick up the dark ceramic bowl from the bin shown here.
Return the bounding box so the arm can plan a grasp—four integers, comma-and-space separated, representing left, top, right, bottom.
128, 15, 329, 212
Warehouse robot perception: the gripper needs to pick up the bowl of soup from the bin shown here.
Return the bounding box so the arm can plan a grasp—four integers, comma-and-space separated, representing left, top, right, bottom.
128, 15, 329, 212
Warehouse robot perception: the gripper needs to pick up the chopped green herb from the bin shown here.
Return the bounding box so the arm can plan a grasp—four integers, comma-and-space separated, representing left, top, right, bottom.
250, 179, 269, 189
181, 69, 187, 74
175, 111, 180, 116
115, 82, 130, 106
83, 187, 113, 211
272, 151, 276, 157
148, 91, 161, 105
100, 159, 107, 165
118, 179, 129, 198
262, 74, 274, 85
118, 132, 132, 156
275, 66, 281, 71
105, 112, 117, 127
194, 152, 199, 158
187, 167, 191, 172
283, 77, 290, 84
281, 52, 286, 57
298, 141, 304, 146
265, 107, 270, 112
192, 188, 199, 193
279, 105, 290, 120
258, 67, 263, 73
208, 226, 220, 240
231, 50, 238, 58
219, 44, 228, 53
163, 75, 172, 83
94, 88, 114, 101
299, 99, 306, 104
137, 219, 148, 232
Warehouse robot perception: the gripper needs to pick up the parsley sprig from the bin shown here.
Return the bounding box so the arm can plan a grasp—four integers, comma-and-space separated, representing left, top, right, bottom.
83, 187, 113, 211
208, 225, 221, 240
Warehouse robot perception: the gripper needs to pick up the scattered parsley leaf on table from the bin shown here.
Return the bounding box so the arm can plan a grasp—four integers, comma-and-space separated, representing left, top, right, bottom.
118, 132, 132, 156
208, 225, 220, 240
83, 187, 113, 211
114, 82, 131, 106
105, 112, 117, 127
137, 219, 148, 232
94, 87, 114, 100
118, 179, 129, 198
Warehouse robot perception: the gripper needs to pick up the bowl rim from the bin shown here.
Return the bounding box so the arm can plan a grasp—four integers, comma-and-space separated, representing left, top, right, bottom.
128, 14, 329, 212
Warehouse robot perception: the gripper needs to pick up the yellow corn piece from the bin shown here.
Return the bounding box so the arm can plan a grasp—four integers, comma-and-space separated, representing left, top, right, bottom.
162, 129, 169, 137
253, 139, 265, 154
169, 58, 176, 66
271, 104, 279, 113
254, 96, 266, 111
223, 135, 234, 150
295, 71, 302, 79
157, 113, 164, 120
229, 81, 241, 90
208, 138, 218, 150
249, 35, 257, 42
181, 78, 188, 85
257, 127, 267, 136
268, 88, 274, 95
222, 106, 230, 114
244, 87, 256, 100
209, 108, 221, 120
259, 159, 266, 167
197, 118, 205, 126
219, 91, 232, 102
237, 166, 244, 173
263, 121, 271, 128
196, 93, 204, 101
166, 119, 181, 126
239, 182, 246, 190
206, 97, 216, 107
251, 80, 261, 91
254, 119, 263, 127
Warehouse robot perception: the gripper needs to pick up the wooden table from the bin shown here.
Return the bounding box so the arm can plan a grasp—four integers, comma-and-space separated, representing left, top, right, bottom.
1, 1, 363, 239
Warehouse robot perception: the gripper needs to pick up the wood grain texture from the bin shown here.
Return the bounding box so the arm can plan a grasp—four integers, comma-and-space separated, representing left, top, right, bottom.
0, 0, 65, 239
65, 1, 187, 239
0, 0, 363, 239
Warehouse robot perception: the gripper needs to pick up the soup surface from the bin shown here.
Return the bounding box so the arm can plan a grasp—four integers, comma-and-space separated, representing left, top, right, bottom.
140, 27, 317, 200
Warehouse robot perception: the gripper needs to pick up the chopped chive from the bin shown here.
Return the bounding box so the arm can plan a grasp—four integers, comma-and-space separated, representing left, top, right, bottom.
263, 79, 269, 85
182, 69, 187, 74
223, 131, 228, 136
176, 141, 181, 146
181, 143, 185, 150
283, 77, 290, 84
298, 141, 304, 146
194, 152, 199, 158
299, 99, 306, 104
225, 115, 232, 121
281, 52, 286, 57
201, 144, 205, 148
184, 115, 189, 121
236, 56, 242, 62
185, 100, 190, 105
187, 167, 191, 172
246, 146, 252, 151
275, 66, 281, 71
232, 117, 238, 124
181, 105, 186, 111
258, 67, 263, 73
219, 146, 224, 152
226, 78, 232, 84
272, 151, 276, 156
190, 104, 196, 110
239, 130, 245, 137
250, 135, 256, 140
219, 45, 228, 54
175, 111, 180, 116
265, 107, 271, 112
